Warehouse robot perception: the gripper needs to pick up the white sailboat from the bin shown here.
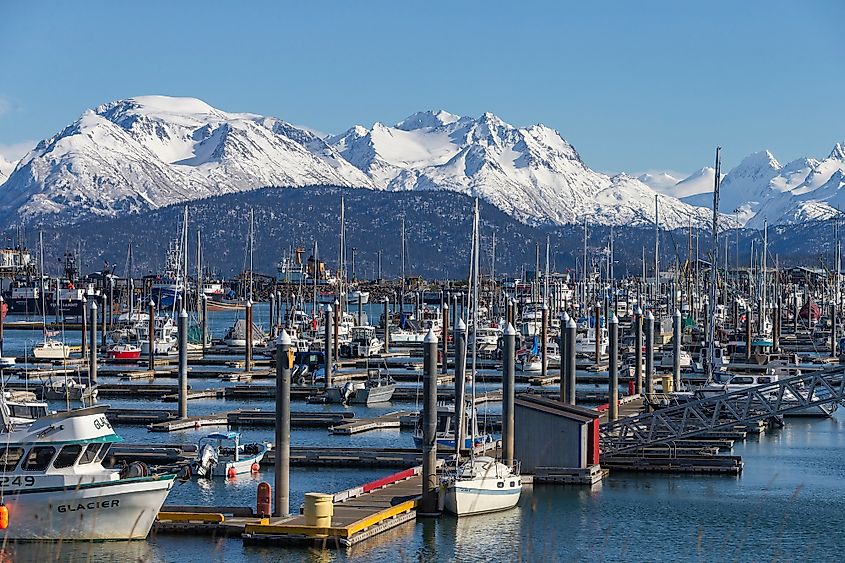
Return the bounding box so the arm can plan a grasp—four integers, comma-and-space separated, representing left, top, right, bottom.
31, 232, 70, 360
442, 199, 521, 516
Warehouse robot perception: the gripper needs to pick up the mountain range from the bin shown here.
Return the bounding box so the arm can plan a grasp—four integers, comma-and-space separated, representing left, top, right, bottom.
0, 95, 841, 230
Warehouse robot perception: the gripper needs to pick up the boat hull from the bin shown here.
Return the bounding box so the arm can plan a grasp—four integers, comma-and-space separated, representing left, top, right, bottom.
443, 480, 521, 516
2, 475, 175, 540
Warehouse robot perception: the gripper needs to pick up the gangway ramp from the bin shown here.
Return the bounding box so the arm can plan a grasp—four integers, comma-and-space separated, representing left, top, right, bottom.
600, 365, 845, 456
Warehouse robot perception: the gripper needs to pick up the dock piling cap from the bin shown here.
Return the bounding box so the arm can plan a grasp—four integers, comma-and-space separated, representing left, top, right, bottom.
674, 309, 681, 317
646, 311, 654, 320
277, 329, 292, 346
504, 323, 517, 336
456, 318, 467, 332
562, 311, 570, 322
179, 308, 188, 318
423, 328, 438, 344
609, 313, 618, 325
325, 304, 333, 313
566, 318, 577, 329
90, 299, 98, 310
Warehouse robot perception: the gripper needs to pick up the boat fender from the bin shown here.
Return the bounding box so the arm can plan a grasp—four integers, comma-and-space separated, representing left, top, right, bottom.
251, 462, 260, 473
0, 504, 8, 529
227, 467, 237, 479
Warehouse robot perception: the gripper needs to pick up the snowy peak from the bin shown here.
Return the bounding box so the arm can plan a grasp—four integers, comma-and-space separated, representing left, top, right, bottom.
829, 142, 845, 161
395, 110, 462, 131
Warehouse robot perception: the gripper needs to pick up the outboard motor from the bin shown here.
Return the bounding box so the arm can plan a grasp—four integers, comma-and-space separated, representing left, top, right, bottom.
194, 443, 218, 478
341, 381, 355, 403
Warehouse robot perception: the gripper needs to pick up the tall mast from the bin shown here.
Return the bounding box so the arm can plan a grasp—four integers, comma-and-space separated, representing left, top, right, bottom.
705, 147, 721, 382
400, 215, 406, 294
544, 235, 550, 306
762, 219, 768, 333
248, 208, 254, 302
654, 194, 660, 305
182, 206, 189, 309
469, 198, 480, 464
196, 228, 202, 316
582, 217, 588, 312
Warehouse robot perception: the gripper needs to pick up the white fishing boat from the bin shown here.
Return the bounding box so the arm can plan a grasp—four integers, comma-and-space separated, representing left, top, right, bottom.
575, 328, 608, 357
0, 403, 176, 540
346, 326, 383, 357
193, 431, 267, 478
325, 370, 395, 405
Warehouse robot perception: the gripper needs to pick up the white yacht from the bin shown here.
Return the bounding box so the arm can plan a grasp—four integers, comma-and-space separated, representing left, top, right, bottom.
0, 403, 176, 540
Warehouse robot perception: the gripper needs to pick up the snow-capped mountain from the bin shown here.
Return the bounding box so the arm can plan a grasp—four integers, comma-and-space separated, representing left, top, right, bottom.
680, 144, 845, 227
637, 171, 682, 194
0, 96, 784, 229
0, 96, 373, 225
329, 110, 714, 227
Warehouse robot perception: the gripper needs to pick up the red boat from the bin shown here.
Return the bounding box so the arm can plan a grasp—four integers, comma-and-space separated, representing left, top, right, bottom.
107, 343, 141, 360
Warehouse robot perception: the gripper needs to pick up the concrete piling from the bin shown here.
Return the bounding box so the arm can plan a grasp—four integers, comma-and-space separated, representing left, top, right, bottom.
453, 318, 467, 459
441, 303, 449, 375
745, 307, 752, 361
541, 304, 548, 378
634, 307, 643, 395
608, 313, 619, 421
89, 299, 98, 385
560, 311, 569, 402
324, 305, 334, 388
420, 329, 439, 516
502, 323, 516, 466
673, 309, 682, 392
644, 311, 654, 405
565, 316, 577, 405
148, 300, 156, 370
274, 329, 292, 517
383, 298, 390, 353
201, 294, 208, 356
245, 299, 253, 374
178, 308, 188, 419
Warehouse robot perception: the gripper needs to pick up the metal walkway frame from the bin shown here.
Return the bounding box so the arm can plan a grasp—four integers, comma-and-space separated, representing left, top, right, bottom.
600, 365, 845, 456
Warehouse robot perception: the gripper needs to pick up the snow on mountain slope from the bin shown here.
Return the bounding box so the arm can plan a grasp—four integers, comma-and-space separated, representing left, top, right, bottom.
0, 96, 373, 225
331, 111, 714, 228
0, 154, 15, 183
637, 171, 681, 194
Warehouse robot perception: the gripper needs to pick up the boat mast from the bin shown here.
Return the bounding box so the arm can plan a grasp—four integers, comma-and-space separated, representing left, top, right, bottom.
248, 208, 254, 303
654, 194, 660, 307
182, 206, 189, 310
38, 231, 47, 342
469, 198, 480, 464
582, 218, 587, 314
705, 147, 722, 383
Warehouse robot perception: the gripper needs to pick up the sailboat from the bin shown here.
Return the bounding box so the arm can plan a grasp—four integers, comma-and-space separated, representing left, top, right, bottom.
442, 199, 521, 516
31, 232, 70, 360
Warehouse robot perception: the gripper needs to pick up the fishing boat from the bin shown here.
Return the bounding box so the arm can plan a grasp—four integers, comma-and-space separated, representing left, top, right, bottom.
345, 326, 383, 357
193, 432, 267, 478
42, 377, 98, 402
0, 402, 177, 540
325, 370, 395, 405
107, 342, 142, 360
222, 319, 267, 347
575, 327, 608, 356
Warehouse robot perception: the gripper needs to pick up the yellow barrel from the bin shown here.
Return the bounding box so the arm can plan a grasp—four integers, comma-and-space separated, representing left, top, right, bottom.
303, 493, 334, 528
661, 375, 673, 394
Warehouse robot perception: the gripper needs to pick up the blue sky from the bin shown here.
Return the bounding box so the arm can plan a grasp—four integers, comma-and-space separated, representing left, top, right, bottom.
0, 1, 842, 175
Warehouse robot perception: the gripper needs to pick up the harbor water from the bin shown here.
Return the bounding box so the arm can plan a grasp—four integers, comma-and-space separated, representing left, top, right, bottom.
1, 306, 843, 561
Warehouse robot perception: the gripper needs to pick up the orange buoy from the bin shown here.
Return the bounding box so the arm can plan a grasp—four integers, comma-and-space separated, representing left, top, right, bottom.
250, 462, 260, 473
227, 467, 237, 479
0, 504, 9, 530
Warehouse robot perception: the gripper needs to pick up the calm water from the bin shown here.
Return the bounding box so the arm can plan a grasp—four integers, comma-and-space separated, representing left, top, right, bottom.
2, 307, 844, 561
